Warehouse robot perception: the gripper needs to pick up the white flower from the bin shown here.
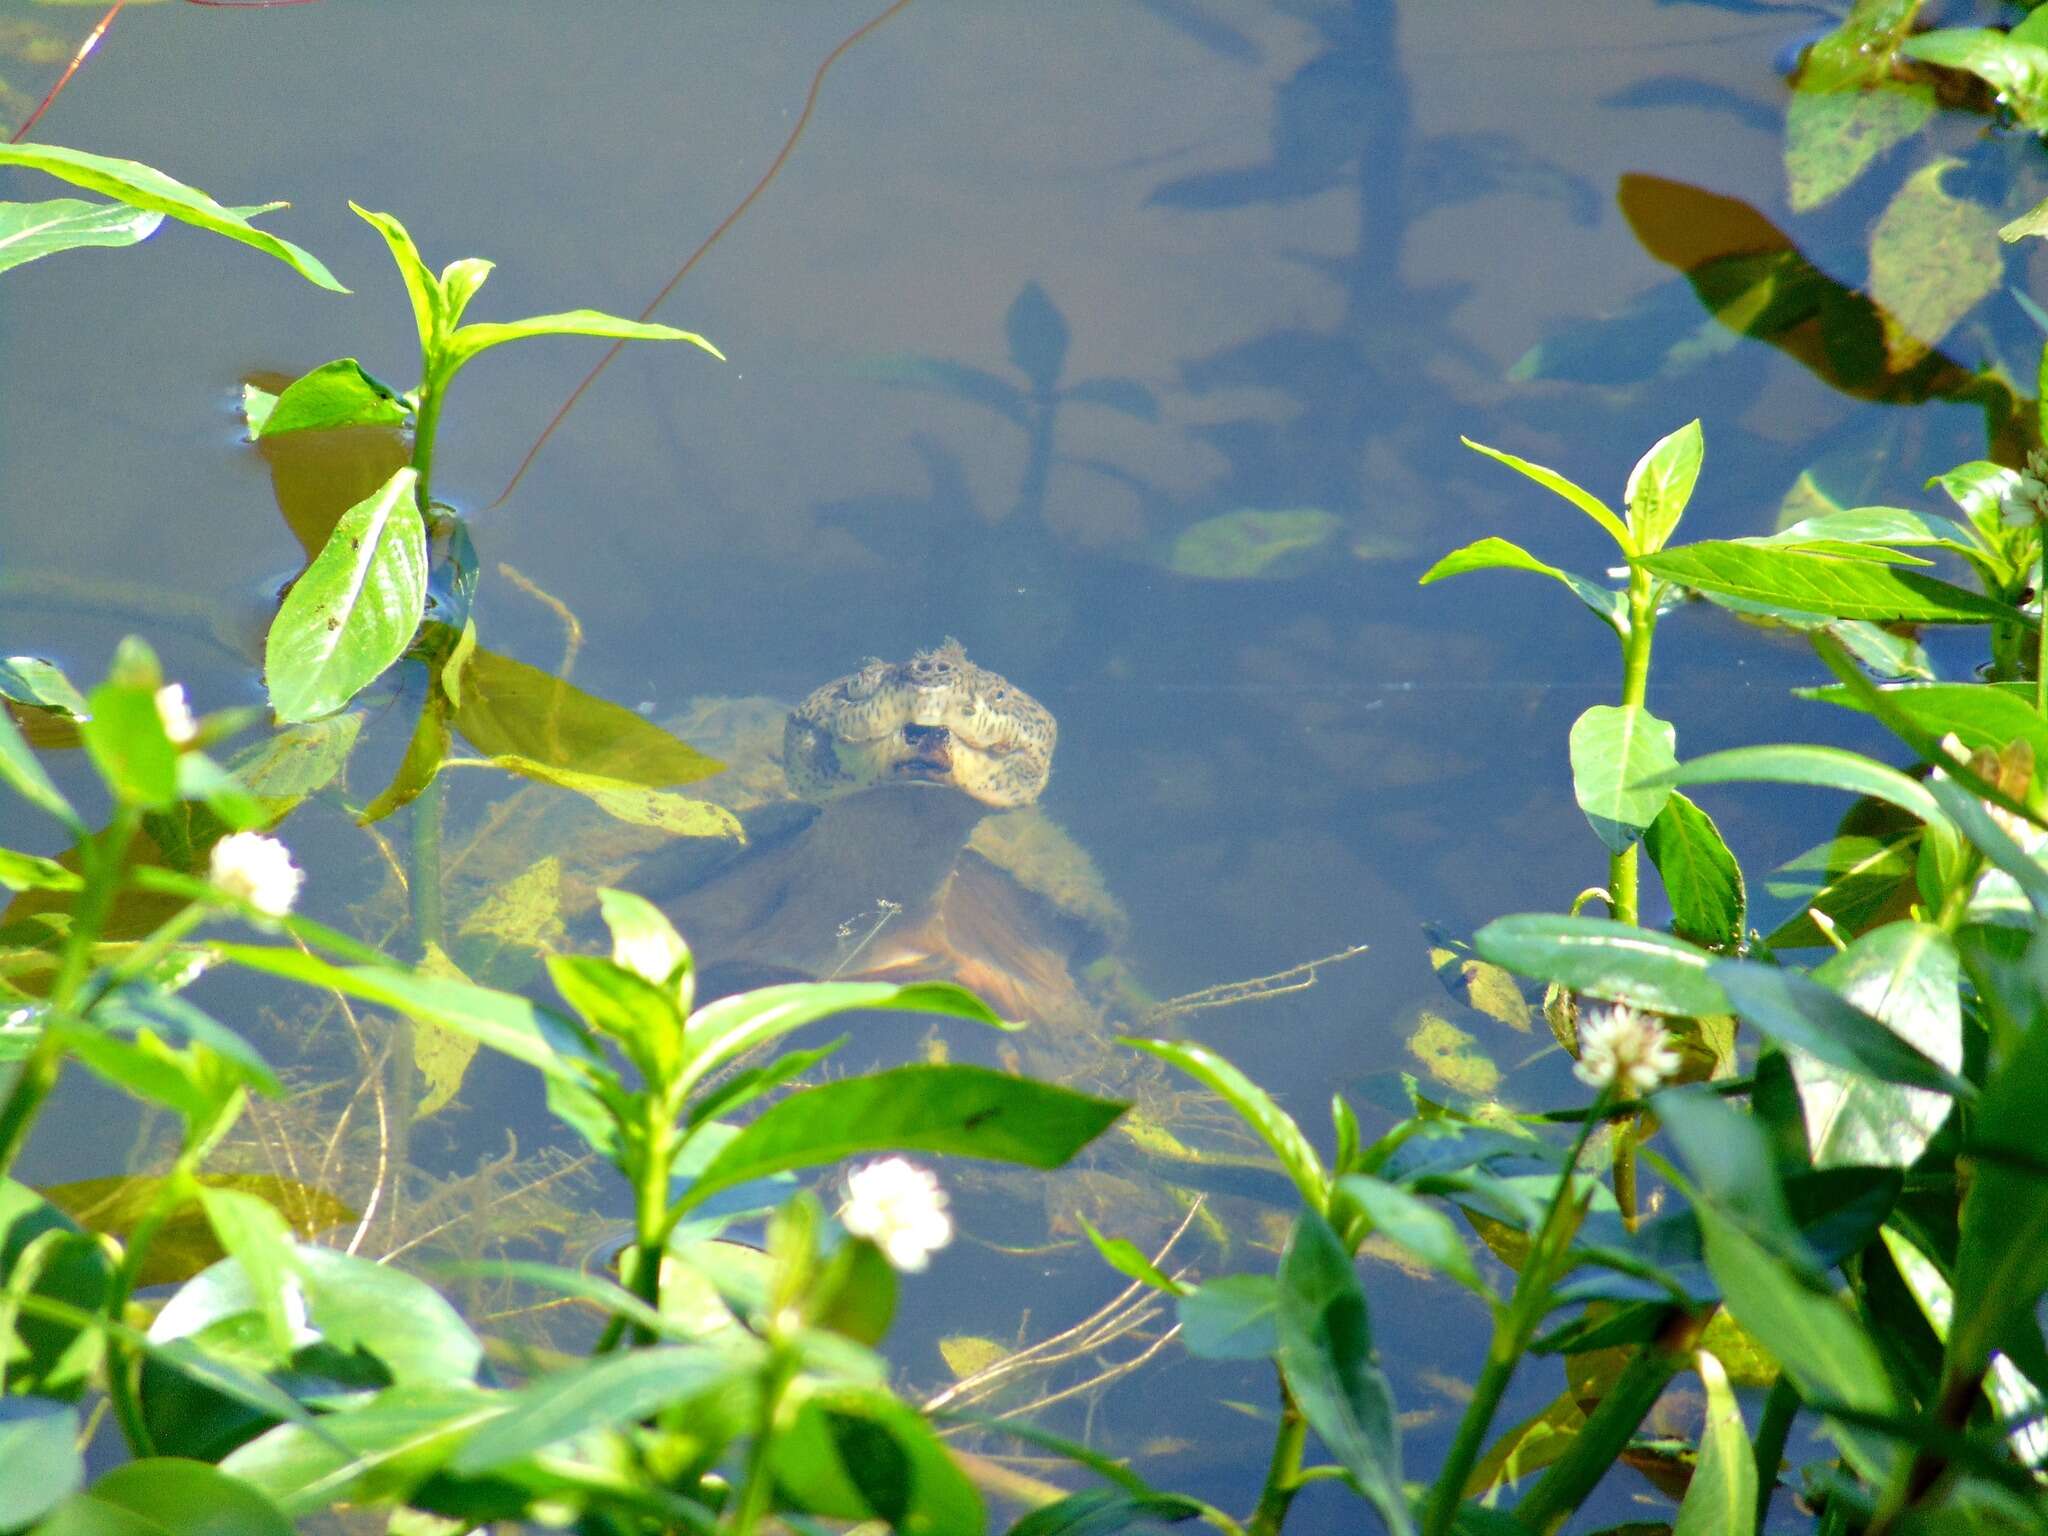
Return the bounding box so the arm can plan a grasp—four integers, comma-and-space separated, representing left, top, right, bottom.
1574, 1002, 1681, 1096
208, 832, 303, 918
2000, 449, 2048, 527
154, 684, 197, 746
839, 1157, 953, 1272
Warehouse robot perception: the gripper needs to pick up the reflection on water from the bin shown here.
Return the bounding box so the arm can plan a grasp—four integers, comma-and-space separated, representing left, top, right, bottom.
4, 0, 2029, 1519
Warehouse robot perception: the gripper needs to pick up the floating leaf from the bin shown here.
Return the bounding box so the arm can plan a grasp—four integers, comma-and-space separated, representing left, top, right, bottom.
0, 657, 88, 718
253, 358, 409, 437
1785, 7, 1933, 211
264, 468, 426, 723
479, 754, 741, 839
0, 197, 160, 273
1867, 159, 2003, 369
1406, 1013, 1501, 1098
1165, 509, 1342, 579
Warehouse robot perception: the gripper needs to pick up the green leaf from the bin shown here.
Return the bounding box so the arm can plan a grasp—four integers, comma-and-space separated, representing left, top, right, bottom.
479, 754, 742, 839
1075, 1215, 1187, 1295
1334, 1174, 1486, 1297
597, 887, 690, 990
196, 1187, 305, 1357
1624, 419, 1702, 553
1789, 922, 1962, 1169
448, 1346, 746, 1473
1118, 1037, 1328, 1210
1902, 28, 2048, 129
1164, 509, 1344, 579
1472, 914, 1726, 1017
677, 979, 1008, 1100
349, 203, 438, 347
1640, 541, 2028, 626
1673, 1349, 1755, 1536
1801, 681, 2048, 764
1867, 159, 2004, 369
1275, 1209, 1411, 1536
0, 197, 160, 273
1569, 703, 1677, 854
1007, 1491, 1207, 1536
0, 657, 89, 717
547, 954, 685, 1087
1417, 537, 1625, 634
1644, 791, 1745, 949
679, 1065, 1125, 1213
1770, 505, 1988, 558
1765, 824, 1919, 950
1461, 436, 1632, 553
769, 1383, 983, 1535
80, 677, 179, 810
452, 646, 724, 786
1785, 5, 1933, 210
1176, 1274, 1278, 1360
45, 1458, 293, 1536
0, 1179, 113, 1398
264, 468, 427, 723
1647, 744, 1951, 838
0, 848, 80, 893
0, 709, 81, 830
0, 1398, 82, 1528
0, 144, 342, 291
358, 686, 448, 824
253, 358, 408, 437
445, 310, 724, 372
1713, 955, 1970, 1096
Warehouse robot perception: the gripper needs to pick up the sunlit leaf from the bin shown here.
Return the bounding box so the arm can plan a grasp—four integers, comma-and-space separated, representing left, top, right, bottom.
1785, 1, 1933, 210
1647, 743, 1951, 842
0, 848, 79, 893
0, 708, 81, 831
0, 657, 88, 718
1418, 537, 1625, 634
1120, 1037, 1328, 1209
449, 1346, 747, 1474
1275, 1209, 1411, 1536
1867, 159, 2003, 369
264, 468, 427, 723
1639, 541, 2025, 626
1644, 791, 1745, 950
1165, 508, 1342, 579
80, 671, 178, 810
1624, 418, 1702, 553
1673, 1349, 1755, 1536
452, 646, 723, 787
1461, 437, 1632, 553
1075, 1215, 1187, 1295
1335, 1174, 1486, 1297
1799, 681, 2048, 763
47, 1456, 293, 1536
770, 1382, 984, 1535
1473, 914, 1725, 1018
0, 143, 342, 290
253, 357, 409, 437
1176, 1274, 1278, 1360
0, 197, 160, 273
445, 310, 723, 372
0, 1398, 82, 1528
479, 754, 741, 839
1569, 704, 1677, 855
1901, 27, 2048, 129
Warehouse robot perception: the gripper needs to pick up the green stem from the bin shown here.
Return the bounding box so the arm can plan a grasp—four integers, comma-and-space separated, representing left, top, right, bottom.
1751, 1375, 1799, 1531
1606, 571, 1657, 930
1245, 1377, 1309, 1536
411, 371, 446, 515
725, 1346, 798, 1536
1511, 1314, 1697, 1531
102, 1164, 202, 1457
410, 774, 444, 956
2035, 515, 2046, 718
1612, 1112, 1639, 1231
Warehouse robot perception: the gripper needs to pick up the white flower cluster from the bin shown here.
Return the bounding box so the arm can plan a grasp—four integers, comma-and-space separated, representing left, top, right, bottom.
154, 684, 197, 746
1574, 1001, 1680, 1096
839, 1157, 953, 1272
2000, 448, 2048, 527
208, 832, 303, 918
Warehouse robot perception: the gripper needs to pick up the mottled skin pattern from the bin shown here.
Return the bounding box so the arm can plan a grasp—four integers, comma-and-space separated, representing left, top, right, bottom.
783, 639, 1056, 809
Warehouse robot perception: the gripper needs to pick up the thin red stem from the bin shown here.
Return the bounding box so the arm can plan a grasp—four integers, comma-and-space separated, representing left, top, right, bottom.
11, 1, 126, 143
485, 0, 916, 511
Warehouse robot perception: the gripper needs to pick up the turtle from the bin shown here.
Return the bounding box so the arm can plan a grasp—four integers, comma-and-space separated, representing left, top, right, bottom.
629, 640, 1122, 1030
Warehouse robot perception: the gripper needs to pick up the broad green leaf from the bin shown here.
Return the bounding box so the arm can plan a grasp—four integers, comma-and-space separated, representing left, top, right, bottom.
0, 657, 88, 717
1461, 436, 1632, 553
452, 646, 724, 787
80, 677, 178, 809
47, 1458, 292, 1536
445, 310, 724, 372
1647, 744, 1951, 837
1008, 1491, 1208, 1536
679, 1065, 1125, 1212
1786, 2, 1933, 210
212, 945, 598, 1086
1165, 509, 1343, 579
769, 1383, 983, 1536
436, 256, 494, 330
0, 709, 81, 830
1790, 922, 1962, 1168
1639, 541, 2027, 626
597, 887, 690, 991
1902, 29, 2048, 129
1335, 1174, 1486, 1296
1472, 914, 1726, 1018
264, 468, 427, 723
1075, 1215, 1187, 1295
1867, 159, 2003, 369
197, 1186, 306, 1357
676, 979, 1008, 1099
1644, 791, 1745, 950
349, 203, 438, 347
0, 144, 342, 290
547, 954, 685, 1088
1624, 419, 1702, 553
1569, 704, 1677, 854
0, 197, 160, 273
1119, 1037, 1328, 1209
1765, 825, 1919, 950
253, 358, 408, 437
1709, 958, 1970, 1097
479, 754, 741, 839
448, 1346, 746, 1473
1928, 459, 2020, 540
0, 1398, 82, 1528
1673, 1350, 1755, 1536
0, 1178, 110, 1400
0, 848, 79, 893
1176, 1274, 1278, 1360
1770, 505, 1987, 558
1418, 537, 1625, 633
2002, 194, 2048, 244
1800, 681, 2048, 765
1275, 1209, 1411, 1536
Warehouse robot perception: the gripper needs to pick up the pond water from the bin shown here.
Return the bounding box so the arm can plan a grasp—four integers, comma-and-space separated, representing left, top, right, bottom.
0, 0, 2025, 1525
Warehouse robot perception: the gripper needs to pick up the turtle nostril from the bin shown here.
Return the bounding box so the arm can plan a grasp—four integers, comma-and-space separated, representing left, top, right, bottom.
903, 724, 949, 750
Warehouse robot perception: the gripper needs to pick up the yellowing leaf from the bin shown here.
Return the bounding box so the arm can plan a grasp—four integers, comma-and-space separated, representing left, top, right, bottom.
1406, 1012, 1501, 1097
1867, 159, 2002, 369
486, 755, 743, 839
413, 943, 484, 1118
939, 1335, 1010, 1379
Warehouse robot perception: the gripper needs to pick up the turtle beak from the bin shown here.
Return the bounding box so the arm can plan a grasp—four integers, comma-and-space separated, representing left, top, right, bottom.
895, 723, 954, 781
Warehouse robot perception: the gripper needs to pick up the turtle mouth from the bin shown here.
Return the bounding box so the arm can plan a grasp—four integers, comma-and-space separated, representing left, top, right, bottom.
892, 724, 956, 783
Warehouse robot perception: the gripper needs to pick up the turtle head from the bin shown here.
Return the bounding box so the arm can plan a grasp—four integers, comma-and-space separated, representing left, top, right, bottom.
782, 640, 1056, 809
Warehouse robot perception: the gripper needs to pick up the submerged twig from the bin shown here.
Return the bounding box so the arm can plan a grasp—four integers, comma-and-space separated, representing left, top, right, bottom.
1145, 943, 1368, 1027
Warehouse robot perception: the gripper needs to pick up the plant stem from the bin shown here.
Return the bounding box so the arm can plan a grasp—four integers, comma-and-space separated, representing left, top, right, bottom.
725, 1346, 797, 1536
1245, 1377, 1308, 1536
1606, 570, 1658, 932
1751, 1375, 1799, 1530
101, 1164, 203, 1457
1612, 1113, 1639, 1231
411, 372, 446, 515
410, 775, 444, 955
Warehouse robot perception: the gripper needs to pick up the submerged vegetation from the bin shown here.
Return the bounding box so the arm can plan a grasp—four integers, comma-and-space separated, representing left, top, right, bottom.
14, 1, 2048, 1533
